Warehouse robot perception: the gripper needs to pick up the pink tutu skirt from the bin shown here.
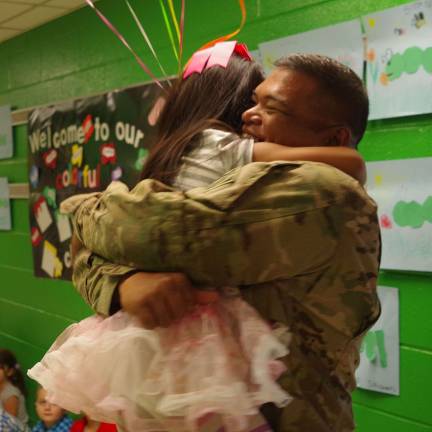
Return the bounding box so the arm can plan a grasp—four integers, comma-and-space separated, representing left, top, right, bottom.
28, 297, 291, 431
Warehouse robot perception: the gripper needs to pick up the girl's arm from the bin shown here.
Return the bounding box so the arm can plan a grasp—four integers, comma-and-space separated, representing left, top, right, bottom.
3, 395, 19, 417
253, 142, 366, 184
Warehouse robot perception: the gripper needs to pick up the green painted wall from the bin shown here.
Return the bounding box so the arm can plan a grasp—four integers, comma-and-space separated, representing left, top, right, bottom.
0, 0, 431, 429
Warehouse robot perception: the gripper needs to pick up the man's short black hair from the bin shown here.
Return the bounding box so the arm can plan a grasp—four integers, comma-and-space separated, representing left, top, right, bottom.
275, 54, 369, 148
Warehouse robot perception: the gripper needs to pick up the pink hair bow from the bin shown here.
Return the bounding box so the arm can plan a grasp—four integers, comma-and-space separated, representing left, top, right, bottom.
183, 41, 252, 79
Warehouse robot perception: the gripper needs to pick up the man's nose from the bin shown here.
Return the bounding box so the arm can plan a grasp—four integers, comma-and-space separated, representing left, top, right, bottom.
242, 106, 261, 125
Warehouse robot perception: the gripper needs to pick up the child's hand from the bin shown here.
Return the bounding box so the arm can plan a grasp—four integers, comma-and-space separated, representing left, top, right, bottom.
118, 272, 196, 329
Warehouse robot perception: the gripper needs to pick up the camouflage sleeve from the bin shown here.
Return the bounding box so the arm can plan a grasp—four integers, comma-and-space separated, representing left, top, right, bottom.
71, 161, 367, 287
73, 247, 135, 316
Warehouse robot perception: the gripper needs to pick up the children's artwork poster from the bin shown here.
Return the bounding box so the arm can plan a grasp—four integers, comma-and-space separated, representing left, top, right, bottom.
356, 286, 399, 395
258, 20, 364, 77
0, 105, 13, 159
28, 82, 166, 280
366, 157, 432, 272
0, 177, 11, 230
363, 1, 432, 120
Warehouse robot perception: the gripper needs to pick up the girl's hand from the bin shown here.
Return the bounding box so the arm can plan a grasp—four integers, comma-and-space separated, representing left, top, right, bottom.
118, 272, 196, 329
253, 142, 367, 184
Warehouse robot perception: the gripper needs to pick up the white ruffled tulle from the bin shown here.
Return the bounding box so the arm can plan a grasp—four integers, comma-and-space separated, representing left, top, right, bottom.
29, 297, 291, 431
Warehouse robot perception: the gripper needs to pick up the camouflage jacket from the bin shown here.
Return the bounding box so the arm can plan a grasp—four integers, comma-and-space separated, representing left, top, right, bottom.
69, 161, 381, 432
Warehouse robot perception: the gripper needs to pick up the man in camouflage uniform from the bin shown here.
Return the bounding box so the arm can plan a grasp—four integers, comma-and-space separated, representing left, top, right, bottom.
69, 55, 381, 431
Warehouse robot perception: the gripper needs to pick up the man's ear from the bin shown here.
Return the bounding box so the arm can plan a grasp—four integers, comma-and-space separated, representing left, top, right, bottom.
325, 126, 352, 147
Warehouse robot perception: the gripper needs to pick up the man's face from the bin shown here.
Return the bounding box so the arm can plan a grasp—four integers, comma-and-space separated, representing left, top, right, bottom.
242, 68, 338, 147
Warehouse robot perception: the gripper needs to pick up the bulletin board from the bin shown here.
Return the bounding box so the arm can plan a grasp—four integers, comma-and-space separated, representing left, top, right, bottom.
28, 82, 165, 280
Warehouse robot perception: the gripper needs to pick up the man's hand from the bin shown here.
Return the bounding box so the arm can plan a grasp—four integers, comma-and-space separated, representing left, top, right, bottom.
118, 272, 196, 329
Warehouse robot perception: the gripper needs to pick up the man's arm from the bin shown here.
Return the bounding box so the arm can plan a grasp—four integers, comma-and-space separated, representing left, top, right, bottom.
73, 245, 195, 328
72, 247, 133, 316
72, 162, 365, 286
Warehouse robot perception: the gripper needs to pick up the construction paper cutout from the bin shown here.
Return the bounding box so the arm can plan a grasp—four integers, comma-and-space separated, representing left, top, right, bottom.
33, 197, 53, 233
82, 114, 94, 143
148, 96, 167, 126
55, 211, 72, 243
111, 166, 123, 181
54, 257, 63, 278
41, 240, 59, 278
64, 250, 72, 269
30, 165, 39, 188
134, 148, 148, 170
71, 144, 83, 167
43, 149, 58, 169
31, 227, 42, 247
42, 186, 57, 208
100, 143, 117, 165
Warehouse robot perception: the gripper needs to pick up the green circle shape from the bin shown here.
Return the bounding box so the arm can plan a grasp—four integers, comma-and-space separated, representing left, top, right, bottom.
393, 201, 424, 228
386, 53, 404, 80
403, 46, 423, 74
422, 47, 432, 74
422, 196, 432, 223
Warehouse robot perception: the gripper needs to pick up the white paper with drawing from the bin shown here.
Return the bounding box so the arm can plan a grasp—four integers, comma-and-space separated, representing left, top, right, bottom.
258, 20, 363, 77
356, 286, 399, 395
0, 177, 11, 230
363, 0, 432, 119
0, 105, 13, 159
366, 157, 432, 272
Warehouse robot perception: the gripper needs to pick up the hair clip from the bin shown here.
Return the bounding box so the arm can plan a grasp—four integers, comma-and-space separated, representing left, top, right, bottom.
183, 41, 252, 79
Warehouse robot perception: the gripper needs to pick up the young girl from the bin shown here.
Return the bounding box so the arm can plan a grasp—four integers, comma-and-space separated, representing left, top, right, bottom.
0, 350, 29, 430
29, 43, 366, 432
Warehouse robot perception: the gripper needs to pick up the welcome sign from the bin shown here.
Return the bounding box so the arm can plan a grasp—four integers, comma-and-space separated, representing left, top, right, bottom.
28, 82, 166, 280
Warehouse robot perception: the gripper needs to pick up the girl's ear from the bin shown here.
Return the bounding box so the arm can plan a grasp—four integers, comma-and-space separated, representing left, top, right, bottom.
325, 126, 352, 147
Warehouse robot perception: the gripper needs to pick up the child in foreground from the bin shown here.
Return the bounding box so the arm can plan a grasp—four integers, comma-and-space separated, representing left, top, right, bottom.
31, 387, 72, 432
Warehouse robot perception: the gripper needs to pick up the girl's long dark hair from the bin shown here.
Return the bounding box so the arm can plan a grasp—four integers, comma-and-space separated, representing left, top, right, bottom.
141, 55, 264, 185
0, 349, 27, 396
